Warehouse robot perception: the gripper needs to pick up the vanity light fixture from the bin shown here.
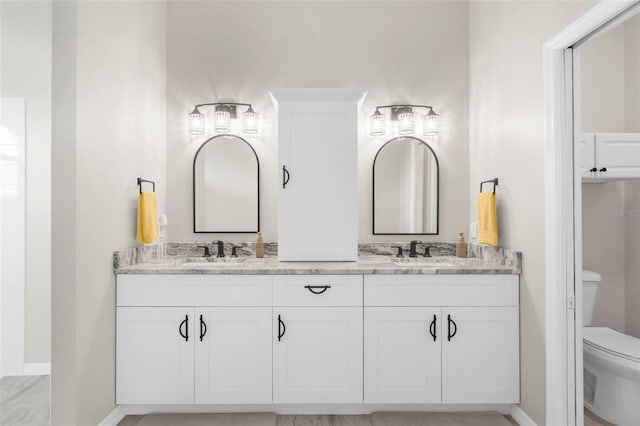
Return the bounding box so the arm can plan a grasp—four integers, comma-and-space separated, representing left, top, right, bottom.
187, 101, 259, 136
369, 104, 440, 138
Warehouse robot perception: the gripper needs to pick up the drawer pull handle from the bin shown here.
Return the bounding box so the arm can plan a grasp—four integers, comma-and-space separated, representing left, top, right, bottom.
447, 314, 457, 341
277, 314, 286, 341
599, 167, 607, 172
304, 285, 331, 295
429, 314, 437, 341
199, 314, 207, 341
179, 315, 189, 342
282, 165, 290, 189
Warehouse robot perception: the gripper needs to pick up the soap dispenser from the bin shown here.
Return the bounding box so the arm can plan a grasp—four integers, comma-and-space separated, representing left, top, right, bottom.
456, 233, 467, 258
256, 232, 265, 258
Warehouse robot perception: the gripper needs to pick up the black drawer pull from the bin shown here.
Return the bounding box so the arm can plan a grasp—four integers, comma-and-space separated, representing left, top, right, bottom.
304, 285, 331, 295
199, 314, 207, 341
429, 314, 437, 341
599, 167, 607, 172
179, 315, 189, 342
282, 165, 290, 188
447, 314, 457, 341
277, 314, 286, 341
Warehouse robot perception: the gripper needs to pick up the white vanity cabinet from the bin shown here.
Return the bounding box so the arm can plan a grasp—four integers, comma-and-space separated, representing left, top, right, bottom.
581, 133, 640, 180
270, 89, 365, 261
363, 275, 520, 404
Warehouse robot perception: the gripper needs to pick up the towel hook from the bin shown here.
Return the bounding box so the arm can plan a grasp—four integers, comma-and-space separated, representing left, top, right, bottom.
480, 178, 499, 194
137, 177, 156, 194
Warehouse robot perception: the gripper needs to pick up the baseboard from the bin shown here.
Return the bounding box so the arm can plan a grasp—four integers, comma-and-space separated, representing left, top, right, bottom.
98, 406, 127, 426
22, 363, 50, 376
510, 405, 537, 426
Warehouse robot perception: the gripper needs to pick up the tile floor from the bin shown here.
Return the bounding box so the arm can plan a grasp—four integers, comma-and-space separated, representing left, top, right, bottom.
0, 375, 50, 426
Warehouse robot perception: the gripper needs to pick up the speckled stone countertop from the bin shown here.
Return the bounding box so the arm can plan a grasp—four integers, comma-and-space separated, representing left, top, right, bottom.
115, 255, 520, 275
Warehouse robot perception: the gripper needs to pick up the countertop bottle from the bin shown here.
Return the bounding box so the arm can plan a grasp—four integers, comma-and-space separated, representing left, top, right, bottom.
456, 232, 467, 258
256, 232, 265, 258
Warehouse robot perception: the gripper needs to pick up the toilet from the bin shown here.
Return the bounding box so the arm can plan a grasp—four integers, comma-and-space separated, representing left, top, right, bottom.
582, 270, 640, 426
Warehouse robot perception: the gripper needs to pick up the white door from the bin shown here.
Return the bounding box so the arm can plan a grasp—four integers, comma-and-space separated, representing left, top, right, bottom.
273, 307, 363, 403
579, 133, 596, 178
441, 307, 519, 403
364, 307, 442, 403
116, 307, 195, 404
595, 133, 640, 179
195, 307, 272, 403
273, 89, 363, 261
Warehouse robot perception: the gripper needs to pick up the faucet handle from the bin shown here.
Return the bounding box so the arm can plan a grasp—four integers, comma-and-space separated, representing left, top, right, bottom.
197, 245, 211, 258
230, 246, 242, 257
423, 246, 433, 258
392, 246, 404, 257
213, 240, 225, 257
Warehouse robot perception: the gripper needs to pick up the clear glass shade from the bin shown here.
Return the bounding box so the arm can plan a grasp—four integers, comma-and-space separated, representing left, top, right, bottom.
423, 110, 440, 137
369, 110, 386, 136
242, 108, 259, 134
398, 110, 415, 135
188, 109, 205, 135
214, 109, 231, 133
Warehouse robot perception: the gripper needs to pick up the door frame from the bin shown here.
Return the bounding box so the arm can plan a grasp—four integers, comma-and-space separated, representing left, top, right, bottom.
543, 1, 639, 425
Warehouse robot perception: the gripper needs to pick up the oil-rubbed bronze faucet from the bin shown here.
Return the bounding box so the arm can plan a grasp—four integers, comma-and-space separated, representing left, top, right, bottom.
213, 240, 225, 257
409, 240, 422, 257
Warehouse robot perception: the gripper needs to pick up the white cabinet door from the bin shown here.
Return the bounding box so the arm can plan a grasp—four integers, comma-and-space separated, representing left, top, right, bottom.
579, 133, 596, 178
441, 307, 519, 404
116, 307, 195, 404
195, 307, 272, 404
595, 133, 640, 179
272, 89, 364, 261
364, 308, 442, 403
273, 307, 363, 403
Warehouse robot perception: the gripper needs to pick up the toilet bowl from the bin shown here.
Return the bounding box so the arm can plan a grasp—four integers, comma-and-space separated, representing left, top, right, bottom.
582, 270, 640, 426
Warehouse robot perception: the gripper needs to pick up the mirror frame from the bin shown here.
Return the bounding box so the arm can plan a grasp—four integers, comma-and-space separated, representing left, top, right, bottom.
372, 136, 440, 235
192, 134, 260, 233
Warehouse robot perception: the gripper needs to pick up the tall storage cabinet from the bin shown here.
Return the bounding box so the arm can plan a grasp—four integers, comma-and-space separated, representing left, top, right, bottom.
270, 89, 365, 261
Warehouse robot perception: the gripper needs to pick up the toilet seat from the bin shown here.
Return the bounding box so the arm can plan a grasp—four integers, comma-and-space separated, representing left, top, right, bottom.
583, 327, 640, 363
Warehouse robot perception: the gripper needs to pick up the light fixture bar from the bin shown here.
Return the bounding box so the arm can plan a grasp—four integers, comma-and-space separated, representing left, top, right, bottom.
187, 101, 258, 136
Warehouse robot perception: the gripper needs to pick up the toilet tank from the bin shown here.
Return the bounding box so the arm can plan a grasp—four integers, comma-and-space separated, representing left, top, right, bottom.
582, 270, 601, 326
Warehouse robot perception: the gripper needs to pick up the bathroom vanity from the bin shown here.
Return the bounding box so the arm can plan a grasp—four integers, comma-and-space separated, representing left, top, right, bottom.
114, 255, 520, 409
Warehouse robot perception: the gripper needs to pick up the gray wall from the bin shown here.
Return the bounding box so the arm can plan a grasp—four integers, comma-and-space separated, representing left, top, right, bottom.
165, 0, 470, 244
0, 0, 52, 364
52, 1, 166, 424
468, 1, 594, 424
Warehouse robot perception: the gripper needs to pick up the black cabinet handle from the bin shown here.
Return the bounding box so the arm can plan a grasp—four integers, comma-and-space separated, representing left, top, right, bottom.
199, 314, 207, 341
447, 314, 457, 341
590, 167, 597, 173
282, 165, 290, 189
179, 315, 189, 342
429, 314, 437, 341
304, 285, 331, 295
277, 314, 286, 341
599, 167, 607, 172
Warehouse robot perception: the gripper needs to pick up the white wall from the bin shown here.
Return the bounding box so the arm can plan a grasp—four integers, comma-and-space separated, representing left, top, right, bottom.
0, 0, 52, 364
166, 0, 469, 244
625, 14, 640, 133
468, 1, 594, 424
51, 1, 166, 424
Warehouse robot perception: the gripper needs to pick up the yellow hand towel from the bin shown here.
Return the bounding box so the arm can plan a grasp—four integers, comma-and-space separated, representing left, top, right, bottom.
478, 192, 499, 246
137, 192, 158, 244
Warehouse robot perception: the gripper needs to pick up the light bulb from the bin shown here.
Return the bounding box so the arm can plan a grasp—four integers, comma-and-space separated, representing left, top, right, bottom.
369, 109, 386, 137
214, 106, 231, 133
188, 107, 205, 135
242, 106, 259, 134
398, 108, 415, 135
423, 109, 440, 137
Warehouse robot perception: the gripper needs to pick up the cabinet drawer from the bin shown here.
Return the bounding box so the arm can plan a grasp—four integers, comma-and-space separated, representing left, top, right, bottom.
273, 275, 362, 306
365, 275, 518, 307
117, 274, 272, 307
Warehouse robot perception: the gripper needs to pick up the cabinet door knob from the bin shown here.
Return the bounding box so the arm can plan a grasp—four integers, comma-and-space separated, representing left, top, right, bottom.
429, 314, 437, 341
304, 285, 331, 295
199, 314, 207, 341
282, 165, 290, 189
589, 167, 597, 173
277, 314, 286, 341
179, 315, 189, 342
599, 167, 607, 172
447, 314, 457, 341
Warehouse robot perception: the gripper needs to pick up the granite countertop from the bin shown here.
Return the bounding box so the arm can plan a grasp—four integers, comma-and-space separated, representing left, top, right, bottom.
115, 255, 521, 275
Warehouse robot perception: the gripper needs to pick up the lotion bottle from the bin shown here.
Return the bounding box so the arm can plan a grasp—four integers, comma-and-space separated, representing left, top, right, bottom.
456, 232, 467, 258
256, 232, 265, 258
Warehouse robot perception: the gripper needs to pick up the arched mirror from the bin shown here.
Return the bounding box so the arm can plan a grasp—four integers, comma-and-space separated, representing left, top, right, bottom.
373, 136, 439, 235
193, 134, 259, 233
